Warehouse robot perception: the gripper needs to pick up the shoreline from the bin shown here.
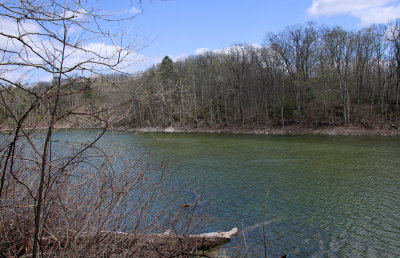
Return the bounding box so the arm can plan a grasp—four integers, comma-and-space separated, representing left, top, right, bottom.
1, 124, 399, 136
126, 124, 400, 136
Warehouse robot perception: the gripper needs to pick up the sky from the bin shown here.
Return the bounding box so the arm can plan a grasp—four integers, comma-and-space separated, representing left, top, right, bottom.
102, 0, 400, 68
1, 0, 400, 82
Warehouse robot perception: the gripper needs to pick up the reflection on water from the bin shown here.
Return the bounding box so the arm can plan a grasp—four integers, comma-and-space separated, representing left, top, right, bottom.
53, 130, 400, 257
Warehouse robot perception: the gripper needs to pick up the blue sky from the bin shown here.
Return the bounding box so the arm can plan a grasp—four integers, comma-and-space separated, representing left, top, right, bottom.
2, 0, 400, 82
95, 0, 400, 67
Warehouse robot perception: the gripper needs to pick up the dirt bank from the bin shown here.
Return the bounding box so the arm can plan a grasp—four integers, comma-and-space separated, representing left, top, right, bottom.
129, 124, 400, 136
2, 123, 399, 136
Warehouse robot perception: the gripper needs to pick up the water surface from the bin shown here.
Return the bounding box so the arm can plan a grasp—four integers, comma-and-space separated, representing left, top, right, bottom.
55, 130, 400, 257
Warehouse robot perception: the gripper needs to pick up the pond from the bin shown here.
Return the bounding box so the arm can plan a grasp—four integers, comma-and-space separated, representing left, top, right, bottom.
53, 129, 400, 257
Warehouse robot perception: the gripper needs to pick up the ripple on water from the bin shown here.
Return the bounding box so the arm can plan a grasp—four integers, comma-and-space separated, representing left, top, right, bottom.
57, 131, 400, 257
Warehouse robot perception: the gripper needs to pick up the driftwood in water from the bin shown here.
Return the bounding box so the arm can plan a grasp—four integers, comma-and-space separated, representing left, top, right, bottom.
104, 227, 239, 256
2, 227, 238, 257
157, 227, 238, 249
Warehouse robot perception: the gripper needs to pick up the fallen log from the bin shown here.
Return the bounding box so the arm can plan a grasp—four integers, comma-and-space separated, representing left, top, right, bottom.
110, 227, 239, 256
3, 227, 238, 257
158, 227, 238, 249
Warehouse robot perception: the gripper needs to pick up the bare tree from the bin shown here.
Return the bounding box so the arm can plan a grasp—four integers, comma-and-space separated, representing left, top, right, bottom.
267, 23, 318, 119
321, 26, 355, 124
386, 21, 400, 124
0, 1, 214, 257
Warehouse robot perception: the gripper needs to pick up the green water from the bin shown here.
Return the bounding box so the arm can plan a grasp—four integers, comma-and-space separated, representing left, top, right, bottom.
56, 130, 400, 257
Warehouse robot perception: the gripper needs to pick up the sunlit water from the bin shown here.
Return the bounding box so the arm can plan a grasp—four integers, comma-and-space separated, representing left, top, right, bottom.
42, 130, 400, 256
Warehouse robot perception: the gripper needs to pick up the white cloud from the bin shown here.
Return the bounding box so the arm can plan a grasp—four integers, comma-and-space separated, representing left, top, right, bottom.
129, 6, 142, 15
215, 46, 237, 55
353, 4, 400, 25
0, 17, 42, 36
307, 0, 400, 25
0, 17, 147, 82
171, 53, 188, 61
0, 16, 264, 83
0, 18, 42, 51
307, 0, 393, 16
194, 48, 210, 55
214, 44, 261, 55
63, 8, 89, 20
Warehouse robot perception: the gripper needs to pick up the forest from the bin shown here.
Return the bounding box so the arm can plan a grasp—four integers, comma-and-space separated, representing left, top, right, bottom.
1, 0, 400, 255
1, 22, 400, 130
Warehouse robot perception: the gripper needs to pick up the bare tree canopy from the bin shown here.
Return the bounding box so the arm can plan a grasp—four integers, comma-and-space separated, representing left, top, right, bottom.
0, 1, 215, 257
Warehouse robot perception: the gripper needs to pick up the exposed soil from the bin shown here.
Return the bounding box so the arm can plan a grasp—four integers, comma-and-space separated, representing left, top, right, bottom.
129, 123, 400, 136
2, 121, 399, 136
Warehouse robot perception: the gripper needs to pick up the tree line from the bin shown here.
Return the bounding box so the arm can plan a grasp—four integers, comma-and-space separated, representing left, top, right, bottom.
1, 2, 399, 255
0, 1, 208, 256
2, 22, 400, 130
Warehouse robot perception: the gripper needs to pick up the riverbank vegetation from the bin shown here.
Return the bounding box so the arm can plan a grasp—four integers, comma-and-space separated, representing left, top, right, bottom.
1, 0, 400, 256
2, 22, 400, 132
0, 1, 215, 257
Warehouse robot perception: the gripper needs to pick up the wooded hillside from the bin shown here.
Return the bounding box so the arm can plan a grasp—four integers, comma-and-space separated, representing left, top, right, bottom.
2, 22, 400, 130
